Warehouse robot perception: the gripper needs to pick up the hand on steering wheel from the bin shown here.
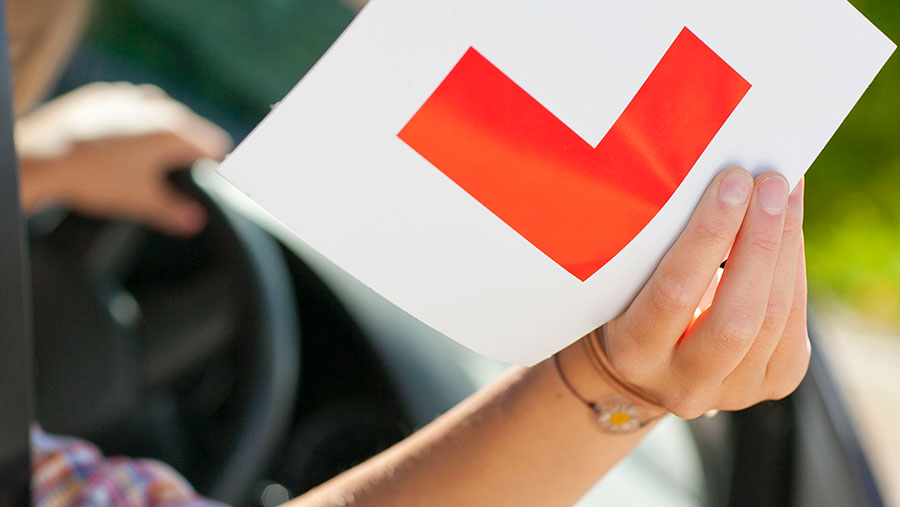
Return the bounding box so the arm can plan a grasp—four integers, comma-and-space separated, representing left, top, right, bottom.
17, 82, 232, 236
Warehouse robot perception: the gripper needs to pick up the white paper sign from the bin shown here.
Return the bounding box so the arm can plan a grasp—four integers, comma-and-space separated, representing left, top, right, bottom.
217, 0, 895, 365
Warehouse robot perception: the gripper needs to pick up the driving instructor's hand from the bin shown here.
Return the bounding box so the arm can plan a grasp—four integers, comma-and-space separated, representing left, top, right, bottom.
17, 82, 232, 236
603, 168, 809, 419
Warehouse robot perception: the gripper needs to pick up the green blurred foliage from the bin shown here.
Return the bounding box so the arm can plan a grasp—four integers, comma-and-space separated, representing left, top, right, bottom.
806, 1, 900, 325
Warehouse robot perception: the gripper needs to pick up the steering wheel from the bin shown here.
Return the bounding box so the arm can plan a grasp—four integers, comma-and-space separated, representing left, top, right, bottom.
30, 170, 300, 504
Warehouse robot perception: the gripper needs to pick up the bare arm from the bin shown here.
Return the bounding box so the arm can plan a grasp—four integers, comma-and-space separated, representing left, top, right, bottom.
289, 168, 809, 507
293, 344, 658, 507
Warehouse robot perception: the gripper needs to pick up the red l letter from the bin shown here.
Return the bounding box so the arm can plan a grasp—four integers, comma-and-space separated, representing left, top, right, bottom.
400, 28, 750, 281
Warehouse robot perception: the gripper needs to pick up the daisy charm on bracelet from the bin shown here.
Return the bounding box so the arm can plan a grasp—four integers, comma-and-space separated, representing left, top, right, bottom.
591, 395, 654, 433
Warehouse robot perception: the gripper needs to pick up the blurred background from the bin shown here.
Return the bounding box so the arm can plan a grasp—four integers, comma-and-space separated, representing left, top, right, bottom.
794, 1, 900, 504
39, 0, 900, 503
805, 1, 900, 328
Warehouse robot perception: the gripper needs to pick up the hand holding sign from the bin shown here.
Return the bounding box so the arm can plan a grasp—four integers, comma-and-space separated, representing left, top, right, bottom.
218, 0, 894, 364
599, 169, 808, 418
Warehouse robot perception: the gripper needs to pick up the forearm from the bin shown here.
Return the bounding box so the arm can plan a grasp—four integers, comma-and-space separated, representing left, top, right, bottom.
289, 340, 660, 507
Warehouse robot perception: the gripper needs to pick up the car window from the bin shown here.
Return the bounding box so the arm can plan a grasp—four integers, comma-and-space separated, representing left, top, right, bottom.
91, 0, 356, 121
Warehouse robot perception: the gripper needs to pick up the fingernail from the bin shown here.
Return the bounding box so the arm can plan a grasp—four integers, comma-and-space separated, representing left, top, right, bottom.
718, 170, 753, 207
758, 177, 789, 215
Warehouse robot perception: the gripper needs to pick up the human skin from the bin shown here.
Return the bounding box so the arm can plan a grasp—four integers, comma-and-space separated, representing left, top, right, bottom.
286, 168, 808, 507
17, 82, 232, 237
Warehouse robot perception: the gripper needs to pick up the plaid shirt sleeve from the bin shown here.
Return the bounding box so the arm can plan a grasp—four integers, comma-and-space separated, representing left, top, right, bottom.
31, 427, 227, 507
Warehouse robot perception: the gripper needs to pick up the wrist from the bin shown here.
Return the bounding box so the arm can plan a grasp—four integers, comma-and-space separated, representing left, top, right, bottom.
557, 336, 616, 401
555, 330, 667, 432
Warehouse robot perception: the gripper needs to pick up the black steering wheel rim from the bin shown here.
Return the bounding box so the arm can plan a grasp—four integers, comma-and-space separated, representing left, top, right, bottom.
30, 170, 300, 504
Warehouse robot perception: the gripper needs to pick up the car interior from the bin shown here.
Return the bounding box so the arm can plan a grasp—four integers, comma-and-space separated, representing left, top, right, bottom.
0, 1, 891, 506
0, 3, 33, 504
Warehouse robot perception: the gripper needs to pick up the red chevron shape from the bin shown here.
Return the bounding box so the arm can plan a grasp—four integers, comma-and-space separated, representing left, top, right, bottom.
399, 27, 751, 281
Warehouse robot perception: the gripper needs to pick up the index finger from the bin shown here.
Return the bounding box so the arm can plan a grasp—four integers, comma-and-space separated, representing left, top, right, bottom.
616, 168, 753, 357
